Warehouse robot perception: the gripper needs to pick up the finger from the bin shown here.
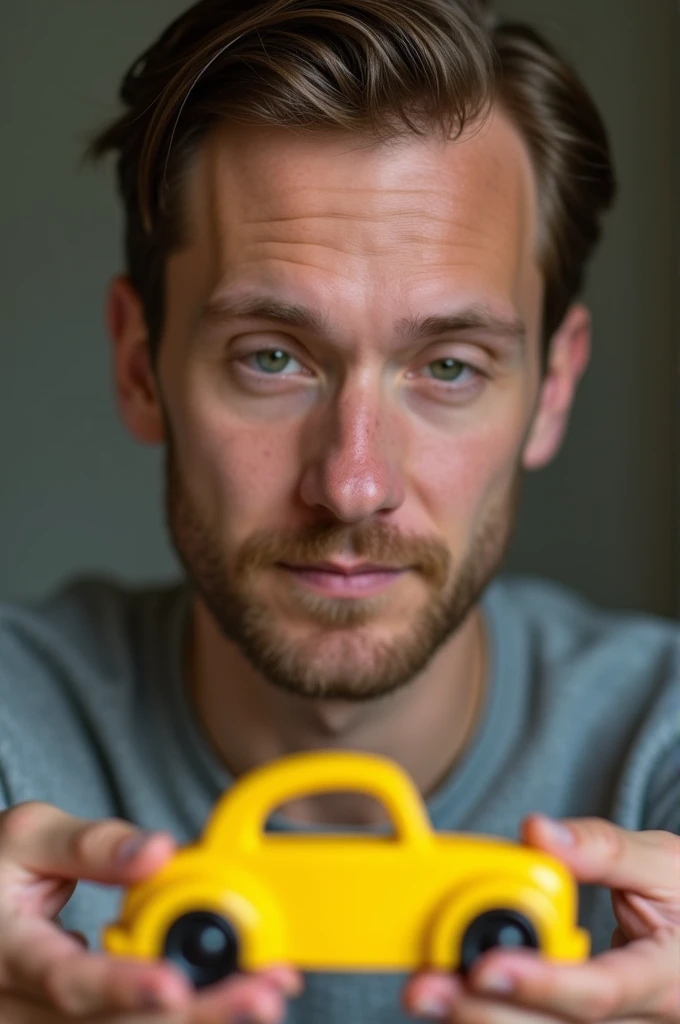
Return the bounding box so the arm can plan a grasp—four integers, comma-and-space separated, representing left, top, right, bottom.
254, 966, 304, 999
53, 912, 89, 949
521, 815, 680, 901
416, 993, 573, 1023
8, 907, 301, 1018
189, 972, 291, 1024
0, 992, 63, 1024
402, 970, 466, 1019
43, 953, 193, 1016
5, 916, 192, 1016
0, 801, 177, 888
115, 968, 300, 1024
416, 992, 650, 1024
465, 927, 680, 1021
0, 976, 293, 1024
403, 973, 571, 1023
0, 990, 187, 1024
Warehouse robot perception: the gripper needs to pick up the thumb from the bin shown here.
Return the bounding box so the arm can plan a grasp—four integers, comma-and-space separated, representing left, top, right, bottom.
0, 802, 177, 895
520, 814, 680, 901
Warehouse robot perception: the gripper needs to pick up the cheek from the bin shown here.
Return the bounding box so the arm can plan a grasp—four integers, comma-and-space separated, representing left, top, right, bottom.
172, 396, 296, 529
415, 418, 524, 533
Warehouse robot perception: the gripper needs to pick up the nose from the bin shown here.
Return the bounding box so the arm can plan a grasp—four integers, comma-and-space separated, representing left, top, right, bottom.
298, 377, 406, 522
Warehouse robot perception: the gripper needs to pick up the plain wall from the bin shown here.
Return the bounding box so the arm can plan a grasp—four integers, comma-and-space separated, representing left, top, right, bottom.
1, 1, 678, 615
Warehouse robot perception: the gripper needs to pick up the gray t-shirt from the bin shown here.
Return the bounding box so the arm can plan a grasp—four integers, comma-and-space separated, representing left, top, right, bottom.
0, 575, 678, 1024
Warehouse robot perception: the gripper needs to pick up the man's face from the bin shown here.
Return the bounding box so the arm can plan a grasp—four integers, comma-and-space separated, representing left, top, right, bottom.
152, 111, 546, 701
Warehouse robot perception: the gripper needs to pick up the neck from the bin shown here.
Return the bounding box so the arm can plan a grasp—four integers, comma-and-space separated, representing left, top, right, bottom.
188, 596, 487, 828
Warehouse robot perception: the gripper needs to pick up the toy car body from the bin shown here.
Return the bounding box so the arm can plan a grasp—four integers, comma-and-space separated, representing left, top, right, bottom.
103, 751, 590, 987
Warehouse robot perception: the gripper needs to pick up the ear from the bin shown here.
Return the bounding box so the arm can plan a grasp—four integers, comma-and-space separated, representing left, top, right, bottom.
522, 303, 591, 471
106, 276, 165, 446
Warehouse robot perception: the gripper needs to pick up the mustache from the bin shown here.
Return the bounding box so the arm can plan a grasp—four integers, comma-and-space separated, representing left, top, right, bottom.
233, 520, 451, 589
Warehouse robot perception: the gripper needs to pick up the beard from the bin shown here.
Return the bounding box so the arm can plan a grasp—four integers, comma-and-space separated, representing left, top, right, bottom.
164, 443, 520, 703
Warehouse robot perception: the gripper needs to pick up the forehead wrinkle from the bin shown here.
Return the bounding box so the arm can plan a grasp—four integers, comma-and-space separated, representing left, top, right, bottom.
184, 112, 541, 339
238, 233, 515, 267
231, 153, 524, 217
206, 144, 533, 272
237, 246, 500, 274
235, 210, 510, 256
241, 210, 463, 228
256, 186, 461, 205
237, 188, 513, 229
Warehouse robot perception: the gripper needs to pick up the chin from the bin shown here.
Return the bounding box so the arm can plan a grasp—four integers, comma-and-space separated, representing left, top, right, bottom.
238, 616, 450, 704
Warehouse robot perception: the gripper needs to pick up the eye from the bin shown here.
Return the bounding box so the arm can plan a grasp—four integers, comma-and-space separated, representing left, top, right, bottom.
421, 357, 478, 385
244, 349, 304, 375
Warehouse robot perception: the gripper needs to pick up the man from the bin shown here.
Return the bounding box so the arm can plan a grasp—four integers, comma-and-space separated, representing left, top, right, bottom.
0, 1, 678, 1022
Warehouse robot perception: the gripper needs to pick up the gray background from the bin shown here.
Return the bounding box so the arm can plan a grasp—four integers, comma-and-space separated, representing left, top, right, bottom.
1, 1, 678, 614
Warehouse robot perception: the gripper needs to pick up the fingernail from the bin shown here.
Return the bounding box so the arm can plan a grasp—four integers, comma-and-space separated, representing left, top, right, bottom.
414, 993, 454, 1020
541, 817, 575, 845
116, 831, 154, 862
476, 971, 515, 994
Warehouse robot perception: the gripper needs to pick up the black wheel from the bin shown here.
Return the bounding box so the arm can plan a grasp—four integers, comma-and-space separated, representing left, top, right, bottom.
459, 909, 539, 974
162, 911, 240, 989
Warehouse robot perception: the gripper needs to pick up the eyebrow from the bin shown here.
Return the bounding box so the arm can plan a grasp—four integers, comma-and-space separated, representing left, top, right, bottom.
197, 294, 527, 347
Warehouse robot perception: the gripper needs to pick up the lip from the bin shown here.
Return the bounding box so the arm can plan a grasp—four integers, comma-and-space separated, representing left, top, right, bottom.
278, 562, 408, 597
278, 561, 405, 575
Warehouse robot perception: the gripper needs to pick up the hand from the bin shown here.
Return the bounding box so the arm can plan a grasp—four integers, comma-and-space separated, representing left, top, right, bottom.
0, 801, 302, 1023
403, 815, 680, 1023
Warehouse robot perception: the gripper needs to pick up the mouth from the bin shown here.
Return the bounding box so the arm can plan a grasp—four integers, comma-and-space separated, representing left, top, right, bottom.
277, 561, 409, 597
279, 561, 406, 575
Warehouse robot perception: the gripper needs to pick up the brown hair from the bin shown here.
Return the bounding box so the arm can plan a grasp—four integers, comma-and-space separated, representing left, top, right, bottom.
88, 0, 616, 358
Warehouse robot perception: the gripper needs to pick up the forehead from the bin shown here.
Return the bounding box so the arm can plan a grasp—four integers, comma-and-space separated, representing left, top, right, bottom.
179, 108, 542, 331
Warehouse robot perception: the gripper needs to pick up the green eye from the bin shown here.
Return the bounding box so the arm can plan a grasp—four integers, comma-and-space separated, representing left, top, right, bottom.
254, 350, 292, 374
427, 358, 466, 382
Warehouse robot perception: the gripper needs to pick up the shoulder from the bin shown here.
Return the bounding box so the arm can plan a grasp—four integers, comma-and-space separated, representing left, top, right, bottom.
0, 575, 184, 679
484, 576, 680, 831
0, 576, 186, 810
483, 574, 679, 755
486, 574, 680, 669
0, 575, 186, 748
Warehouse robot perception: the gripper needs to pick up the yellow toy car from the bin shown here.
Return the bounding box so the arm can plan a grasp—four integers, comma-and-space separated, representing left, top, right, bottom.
103, 751, 590, 987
